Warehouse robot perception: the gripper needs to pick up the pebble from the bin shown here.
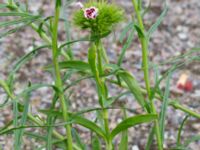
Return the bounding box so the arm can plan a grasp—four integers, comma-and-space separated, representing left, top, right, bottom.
132, 145, 139, 150
178, 32, 188, 41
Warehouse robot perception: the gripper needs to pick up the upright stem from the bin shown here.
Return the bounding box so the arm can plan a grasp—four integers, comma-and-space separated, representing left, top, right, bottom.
95, 40, 112, 150
103, 109, 112, 150
131, 0, 163, 150
52, 0, 73, 149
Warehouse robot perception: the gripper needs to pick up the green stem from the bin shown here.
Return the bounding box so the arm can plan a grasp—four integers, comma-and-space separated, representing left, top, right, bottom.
95, 40, 111, 150
170, 101, 200, 119
51, 1, 72, 149
131, 0, 163, 149
132, 0, 150, 97
103, 109, 112, 150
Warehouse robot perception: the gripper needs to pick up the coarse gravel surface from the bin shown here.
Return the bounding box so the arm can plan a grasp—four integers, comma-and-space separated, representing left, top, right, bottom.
0, 0, 200, 149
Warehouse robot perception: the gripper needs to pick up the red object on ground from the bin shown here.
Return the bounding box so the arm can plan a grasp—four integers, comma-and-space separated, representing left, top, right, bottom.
184, 80, 193, 92
177, 80, 193, 92
176, 73, 193, 92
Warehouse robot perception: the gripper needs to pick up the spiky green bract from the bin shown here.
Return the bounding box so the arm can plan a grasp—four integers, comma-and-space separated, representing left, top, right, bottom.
73, 2, 124, 38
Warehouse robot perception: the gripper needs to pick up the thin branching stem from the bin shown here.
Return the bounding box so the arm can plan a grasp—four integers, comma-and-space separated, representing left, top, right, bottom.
51, 0, 73, 149
131, 0, 163, 149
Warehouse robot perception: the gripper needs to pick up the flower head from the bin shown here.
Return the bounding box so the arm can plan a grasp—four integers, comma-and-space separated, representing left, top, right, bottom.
73, 2, 124, 37
84, 7, 98, 19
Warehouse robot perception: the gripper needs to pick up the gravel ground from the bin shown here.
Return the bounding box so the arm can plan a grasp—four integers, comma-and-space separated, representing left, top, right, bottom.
0, 0, 200, 149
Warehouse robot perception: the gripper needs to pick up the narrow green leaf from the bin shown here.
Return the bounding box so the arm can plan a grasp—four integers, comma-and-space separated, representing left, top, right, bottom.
13, 98, 19, 149
0, 12, 34, 17
145, 126, 155, 150
147, 6, 168, 39
73, 116, 106, 140
16, 84, 32, 148
58, 60, 90, 71
92, 134, 101, 150
119, 21, 134, 43
0, 80, 13, 98
117, 27, 135, 66
159, 70, 172, 142
176, 115, 189, 146
39, 109, 62, 117
0, 16, 40, 28
110, 114, 157, 139
72, 128, 87, 150
38, 16, 52, 37
134, 24, 145, 38
46, 94, 58, 150
118, 71, 149, 112
24, 131, 46, 140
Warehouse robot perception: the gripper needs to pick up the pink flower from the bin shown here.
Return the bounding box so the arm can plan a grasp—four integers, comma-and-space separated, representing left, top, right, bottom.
84, 7, 98, 19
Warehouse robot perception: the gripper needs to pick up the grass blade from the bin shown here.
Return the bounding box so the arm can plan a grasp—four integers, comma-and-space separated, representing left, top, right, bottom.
58, 60, 90, 71
110, 114, 157, 139
0, 16, 40, 28
134, 24, 145, 38
91, 134, 101, 150
13, 99, 19, 150
147, 6, 168, 40
117, 71, 150, 112
0, 12, 34, 17
145, 126, 155, 150
159, 70, 172, 142
119, 108, 128, 150
16, 84, 32, 148
176, 115, 189, 146
0, 80, 13, 98
119, 21, 134, 43
117, 27, 135, 66
73, 116, 106, 140
72, 128, 87, 150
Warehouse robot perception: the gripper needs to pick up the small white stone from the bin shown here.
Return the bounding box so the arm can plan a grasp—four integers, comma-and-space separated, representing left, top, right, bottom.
178, 32, 188, 40
132, 145, 139, 150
